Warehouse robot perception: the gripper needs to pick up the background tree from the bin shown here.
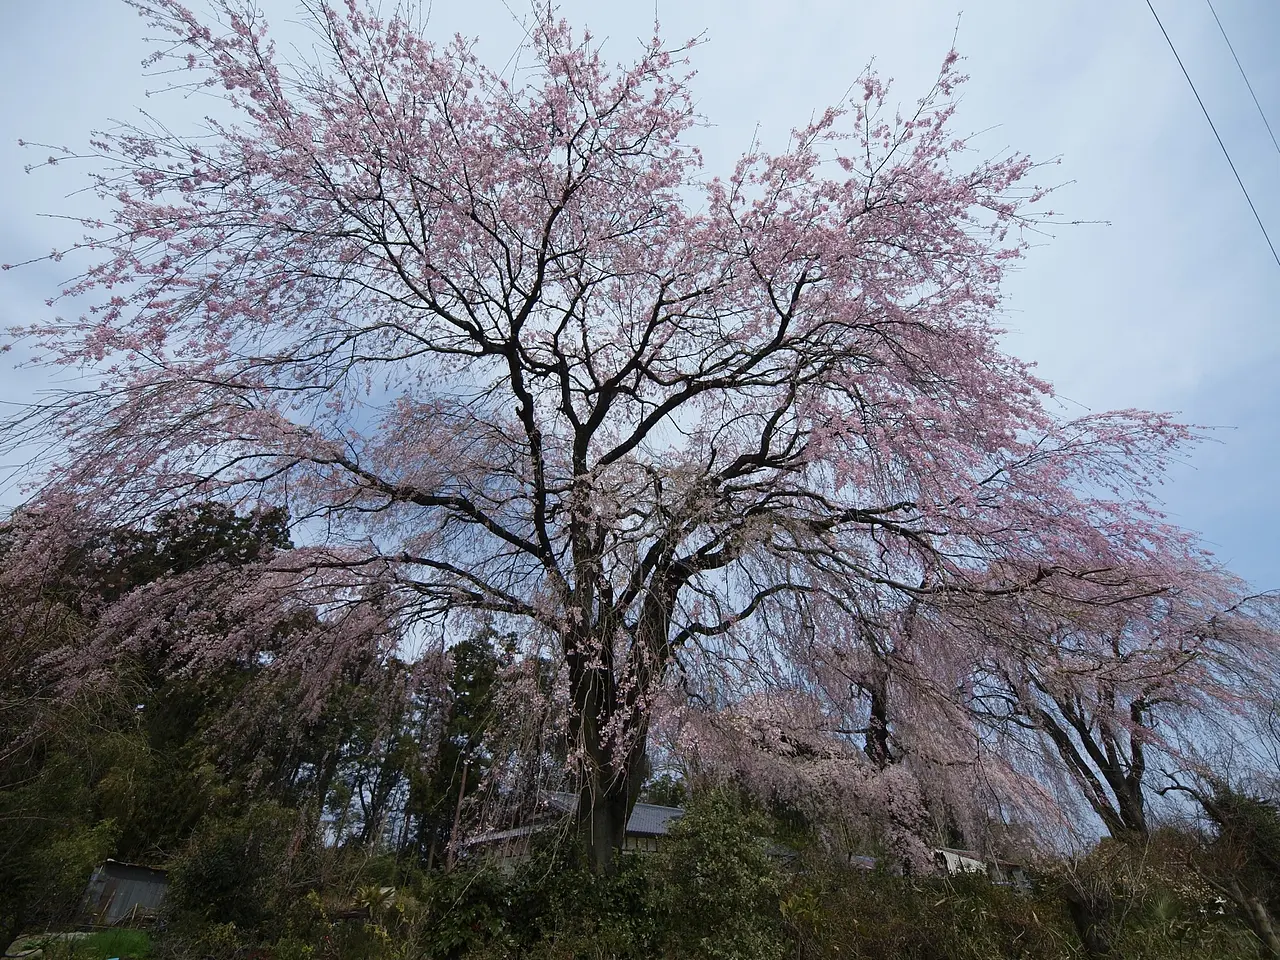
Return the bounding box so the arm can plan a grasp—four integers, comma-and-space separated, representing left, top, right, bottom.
955, 582, 1280, 843
5, 0, 1279, 872
0, 504, 304, 936
0, 593, 127, 946
399, 632, 500, 867
0, 503, 440, 940
1158, 777, 1280, 957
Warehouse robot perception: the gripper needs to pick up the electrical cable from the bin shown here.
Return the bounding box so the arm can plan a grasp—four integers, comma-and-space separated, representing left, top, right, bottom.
1144, 0, 1280, 268
1205, 0, 1280, 159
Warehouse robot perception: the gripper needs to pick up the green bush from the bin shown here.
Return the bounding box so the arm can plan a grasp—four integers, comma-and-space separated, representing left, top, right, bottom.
0, 753, 122, 940
164, 802, 298, 929
782, 866, 1076, 960
148, 798, 1268, 960
410, 840, 657, 960
648, 789, 786, 960
1046, 832, 1261, 960
416, 863, 516, 959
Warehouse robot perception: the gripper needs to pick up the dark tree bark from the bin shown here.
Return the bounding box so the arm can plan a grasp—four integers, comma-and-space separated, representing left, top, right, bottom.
864, 672, 892, 769
1032, 689, 1150, 841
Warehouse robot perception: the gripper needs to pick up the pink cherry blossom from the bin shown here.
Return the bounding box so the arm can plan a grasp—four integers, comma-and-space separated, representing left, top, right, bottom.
4, 0, 1276, 870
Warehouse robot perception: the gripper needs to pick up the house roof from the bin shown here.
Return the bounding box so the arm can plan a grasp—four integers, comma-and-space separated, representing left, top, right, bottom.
464, 793, 685, 848
546, 791, 684, 836
626, 801, 684, 837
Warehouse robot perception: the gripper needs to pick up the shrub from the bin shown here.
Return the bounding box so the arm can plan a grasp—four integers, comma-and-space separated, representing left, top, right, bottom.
778, 860, 1076, 960
1046, 832, 1260, 960
164, 802, 298, 929
648, 789, 786, 960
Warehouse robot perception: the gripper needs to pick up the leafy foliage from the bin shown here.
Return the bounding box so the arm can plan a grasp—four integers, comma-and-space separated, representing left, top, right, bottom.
1045, 833, 1260, 959
649, 790, 786, 960
1179, 782, 1280, 956
164, 802, 300, 928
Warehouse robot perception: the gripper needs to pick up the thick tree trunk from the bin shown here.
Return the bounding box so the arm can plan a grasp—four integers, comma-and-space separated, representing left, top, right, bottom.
1227, 879, 1280, 959
1037, 700, 1149, 841
1111, 781, 1147, 838
563, 541, 685, 873
580, 780, 630, 874
864, 674, 891, 768
1063, 884, 1115, 959
1246, 899, 1280, 959
1248, 903, 1280, 959
575, 711, 649, 874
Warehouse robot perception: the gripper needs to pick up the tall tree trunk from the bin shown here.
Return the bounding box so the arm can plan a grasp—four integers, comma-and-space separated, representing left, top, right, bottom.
578, 733, 648, 874
581, 779, 629, 874
572, 681, 642, 874
445, 760, 468, 869
1225, 878, 1280, 958
1243, 895, 1280, 959
1063, 883, 1115, 959
564, 544, 684, 873
1036, 700, 1149, 841
864, 673, 891, 768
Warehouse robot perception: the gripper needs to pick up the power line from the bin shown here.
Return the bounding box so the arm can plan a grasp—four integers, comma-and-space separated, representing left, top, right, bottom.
1205, 0, 1280, 159
1143, 0, 1280, 269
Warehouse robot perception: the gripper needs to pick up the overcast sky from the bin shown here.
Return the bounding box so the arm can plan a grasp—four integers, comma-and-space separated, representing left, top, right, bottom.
2, 1, 1278, 587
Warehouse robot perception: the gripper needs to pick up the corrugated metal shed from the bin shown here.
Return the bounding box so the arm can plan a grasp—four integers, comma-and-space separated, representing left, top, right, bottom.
82, 860, 168, 925
935, 848, 987, 876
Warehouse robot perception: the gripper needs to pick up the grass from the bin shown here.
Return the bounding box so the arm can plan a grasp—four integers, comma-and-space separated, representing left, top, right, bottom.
28, 929, 153, 960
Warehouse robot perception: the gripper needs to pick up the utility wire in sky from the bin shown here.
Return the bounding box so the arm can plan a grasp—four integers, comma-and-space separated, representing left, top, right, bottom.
1143, 0, 1280, 268
1205, 0, 1280, 159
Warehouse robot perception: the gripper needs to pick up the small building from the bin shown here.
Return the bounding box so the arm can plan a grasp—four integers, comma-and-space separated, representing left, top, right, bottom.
935, 847, 988, 876
462, 792, 684, 861
81, 860, 168, 926
934, 847, 1032, 891
617, 798, 685, 853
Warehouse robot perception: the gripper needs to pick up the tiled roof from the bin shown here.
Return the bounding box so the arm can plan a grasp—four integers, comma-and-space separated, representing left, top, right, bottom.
546, 791, 684, 836
626, 802, 684, 837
